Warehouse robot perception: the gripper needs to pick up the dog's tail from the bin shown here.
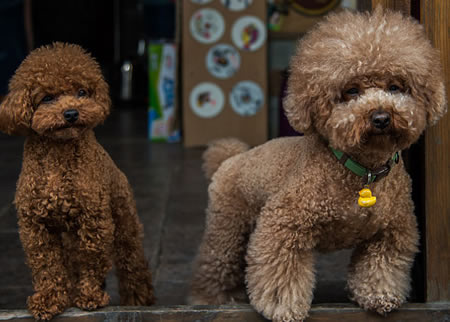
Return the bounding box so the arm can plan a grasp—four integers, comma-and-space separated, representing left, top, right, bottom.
202, 138, 249, 180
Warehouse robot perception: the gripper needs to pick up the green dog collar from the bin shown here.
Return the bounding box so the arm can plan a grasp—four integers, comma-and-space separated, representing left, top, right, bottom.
330, 147, 399, 184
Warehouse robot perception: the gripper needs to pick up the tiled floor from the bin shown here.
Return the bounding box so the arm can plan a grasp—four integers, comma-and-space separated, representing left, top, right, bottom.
0, 108, 351, 310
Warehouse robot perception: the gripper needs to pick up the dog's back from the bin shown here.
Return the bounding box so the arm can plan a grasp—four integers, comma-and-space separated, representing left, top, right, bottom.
207, 136, 318, 210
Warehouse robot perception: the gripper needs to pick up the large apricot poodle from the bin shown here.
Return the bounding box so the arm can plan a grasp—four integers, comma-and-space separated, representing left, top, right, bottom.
190, 7, 447, 322
0, 43, 154, 320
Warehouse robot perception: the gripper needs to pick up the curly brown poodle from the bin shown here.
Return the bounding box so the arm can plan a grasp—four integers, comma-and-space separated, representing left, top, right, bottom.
190, 7, 447, 322
0, 43, 155, 320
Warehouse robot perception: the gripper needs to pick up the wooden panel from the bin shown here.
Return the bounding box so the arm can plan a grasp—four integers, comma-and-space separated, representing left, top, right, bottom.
421, 0, 450, 302
269, 31, 304, 40
0, 304, 448, 321
181, 1, 268, 147
357, 0, 372, 12
371, 0, 410, 14
269, 69, 285, 97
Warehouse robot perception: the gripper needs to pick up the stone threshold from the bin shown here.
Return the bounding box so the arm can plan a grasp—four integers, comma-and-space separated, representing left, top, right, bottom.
0, 303, 449, 321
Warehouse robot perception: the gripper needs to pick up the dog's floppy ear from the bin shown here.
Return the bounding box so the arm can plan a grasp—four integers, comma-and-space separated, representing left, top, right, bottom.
425, 77, 447, 126
0, 88, 33, 136
283, 59, 328, 135
93, 77, 111, 123
410, 49, 448, 126
283, 88, 314, 134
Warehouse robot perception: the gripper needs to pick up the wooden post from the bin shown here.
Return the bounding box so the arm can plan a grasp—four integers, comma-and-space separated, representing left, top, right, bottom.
421, 0, 450, 302
373, 0, 450, 303
371, 0, 410, 14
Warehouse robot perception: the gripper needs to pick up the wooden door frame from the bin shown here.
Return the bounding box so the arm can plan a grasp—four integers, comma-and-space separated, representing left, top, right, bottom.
421, 0, 450, 303
373, 0, 450, 303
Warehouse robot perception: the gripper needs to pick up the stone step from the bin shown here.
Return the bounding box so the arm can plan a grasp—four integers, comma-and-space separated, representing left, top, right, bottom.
0, 304, 449, 322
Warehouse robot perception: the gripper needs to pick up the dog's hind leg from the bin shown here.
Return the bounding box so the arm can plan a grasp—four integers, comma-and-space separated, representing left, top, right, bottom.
112, 185, 155, 306
189, 184, 255, 305
61, 232, 80, 304
72, 210, 114, 311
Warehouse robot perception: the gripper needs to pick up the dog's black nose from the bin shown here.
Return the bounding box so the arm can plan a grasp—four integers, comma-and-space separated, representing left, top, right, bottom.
371, 110, 391, 129
63, 109, 79, 123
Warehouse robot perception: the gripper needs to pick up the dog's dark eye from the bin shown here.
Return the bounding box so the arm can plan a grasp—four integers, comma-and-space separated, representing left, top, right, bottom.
41, 95, 55, 104
345, 88, 359, 95
342, 87, 361, 102
388, 84, 400, 93
77, 89, 88, 98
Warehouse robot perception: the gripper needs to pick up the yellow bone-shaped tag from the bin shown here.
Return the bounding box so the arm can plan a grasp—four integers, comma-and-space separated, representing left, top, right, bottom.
358, 187, 376, 208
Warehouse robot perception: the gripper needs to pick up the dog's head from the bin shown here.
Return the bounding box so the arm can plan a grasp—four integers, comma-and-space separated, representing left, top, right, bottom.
284, 7, 447, 155
0, 42, 111, 140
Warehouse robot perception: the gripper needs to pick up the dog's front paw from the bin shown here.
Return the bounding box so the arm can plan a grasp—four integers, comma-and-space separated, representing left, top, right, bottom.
251, 298, 309, 322
74, 285, 110, 311
264, 305, 308, 322
120, 277, 155, 306
352, 293, 402, 315
27, 290, 70, 320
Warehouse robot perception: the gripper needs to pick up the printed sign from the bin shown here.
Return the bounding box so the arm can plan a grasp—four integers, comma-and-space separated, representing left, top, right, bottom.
230, 81, 264, 116
206, 44, 241, 79
231, 16, 266, 51
221, 0, 253, 11
190, 83, 225, 118
190, 8, 225, 44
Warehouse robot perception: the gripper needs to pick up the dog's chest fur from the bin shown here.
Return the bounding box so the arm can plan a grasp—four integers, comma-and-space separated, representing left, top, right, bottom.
314, 187, 384, 250
36, 161, 87, 229
233, 136, 405, 251
16, 134, 110, 231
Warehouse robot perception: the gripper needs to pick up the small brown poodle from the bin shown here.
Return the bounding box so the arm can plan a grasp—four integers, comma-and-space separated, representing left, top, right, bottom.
0, 43, 155, 320
190, 8, 447, 322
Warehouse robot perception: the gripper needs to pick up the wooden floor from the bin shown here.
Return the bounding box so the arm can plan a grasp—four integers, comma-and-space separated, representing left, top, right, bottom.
0, 108, 352, 310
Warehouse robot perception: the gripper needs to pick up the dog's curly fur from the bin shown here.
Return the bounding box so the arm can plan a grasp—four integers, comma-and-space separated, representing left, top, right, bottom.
0, 43, 155, 320
190, 8, 447, 322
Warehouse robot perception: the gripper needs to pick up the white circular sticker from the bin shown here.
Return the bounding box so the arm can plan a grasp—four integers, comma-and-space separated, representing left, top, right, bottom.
191, 0, 213, 4
231, 16, 266, 51
206, 44, 241, 79
230, 81, 264, 116
190, 83, 225, 118
190, 9, 225, 44
221, 0, 253, 11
